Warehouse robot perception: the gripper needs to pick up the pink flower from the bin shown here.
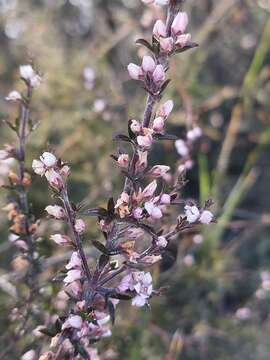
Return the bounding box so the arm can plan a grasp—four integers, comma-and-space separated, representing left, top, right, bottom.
137, 134, 152, 149
142, 180, 157, 197
63, 269, 82, 283
157, 100, 174, 118
142, 55, 156, 73
66, 252, 82, 270
153, 64, 165, 83
199, 210, 213, 224
184, 205, 200, 223
148, 165, 170, 177
187, 126, 202, 141
127, 63, 143, 80
32, 159, 46, 176
160, 193, 171, 204
176, 33, 192, 48
156, 236, 168, 248
136, 150, 148, 170
45, 205, 66, 219
117, 154, 129, 168
144, 201, 163, 219
50, 234, 71, 245
74, 219, 86, 234
45, 169, 63, 189
62, 315, 83, 330
133, 207, 143, 219
153, 20, 166, 38
153, 116, 165, 132
66, 281, 82, 298
171, 12, 189, 35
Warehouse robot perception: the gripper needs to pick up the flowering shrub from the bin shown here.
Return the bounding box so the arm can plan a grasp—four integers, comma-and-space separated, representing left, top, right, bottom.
1, 0, 215, 359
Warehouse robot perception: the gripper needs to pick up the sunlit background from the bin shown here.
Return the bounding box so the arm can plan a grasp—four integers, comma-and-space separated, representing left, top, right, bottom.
1, 0, 270, 358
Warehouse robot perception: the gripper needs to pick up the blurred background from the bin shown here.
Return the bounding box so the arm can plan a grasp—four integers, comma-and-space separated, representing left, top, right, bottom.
0, 0, 270, 359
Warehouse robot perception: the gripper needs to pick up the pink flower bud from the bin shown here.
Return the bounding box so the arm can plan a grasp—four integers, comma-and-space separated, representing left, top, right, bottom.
40, 152, 57, 167
60, 165, 71, 177
199, 210, 213, 224
66, 252, 82, 269
15, 240, 29, 251
117, 154, 129, 168
136, 150, 148, 171
142, 56, 156, 73
156, 236, 168, 248
144, 201, 163, 219
133, 207, 143, 219
176, 33, 191, 48
62, 315, 83, 330
159, 37, 174, 53
50, 234, 71, 245
45, 205, 66, 219
6, 90, 22, 102
127, 63, 143, 80
157, 100, 174, 118
171, 12, 188, 35
45, 169, 63, 190
153, 20, 166, 38
160, 193, 171, 204
130, 119, 141, 133
148, 165, 170, 177
137, 134, 152, 148
153, 117, 165, 132
187, 126, 202, 141
32, 159, 46, 176
142, 180, 157, 197
153, 64, 165, 83
175, 139, 189, 157
30, 74, 42, 88
75, 219, 86, 234
63, 269, 82, 283
66, 281, 82, 298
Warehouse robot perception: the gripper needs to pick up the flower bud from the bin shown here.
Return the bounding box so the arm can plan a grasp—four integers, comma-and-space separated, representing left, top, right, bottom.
133, 207, 143, 219
117, 154, 129, 167
6, 90, 22, 102
142, 180, 157, 197
66, 252, 82, 269
153, 20, 166, 38
45, 169, 63, 190
142, 56, 156, 73
20, 65, 35, 80
144, 201, 163, 219
45, 205, 66, 219
153, 116, 165, 132
159, 37, 174, 53
176, 33, 191, 48
157, 100, 174, 118
63, 269, 82, 283
130, 119, 141, 133
171, 12, 188, 35
199, 210, 213, 224
136, 150, 148, 170
40, 152, 57, 167
50, 234, 71, 246
137, 134, 152, 149
21, 349, 36, 360
127, 63, 143, 80
184, 205, 200, 223
59, 165, 70, 177
160, 193, 171, 204
153, 64, 165, 83
148, 165, 170, 177
175, 139, 189, 157
156, 236, 168, 248
187, 126, 202, 141
74, 219, 86, 234
62, 315, 83, 330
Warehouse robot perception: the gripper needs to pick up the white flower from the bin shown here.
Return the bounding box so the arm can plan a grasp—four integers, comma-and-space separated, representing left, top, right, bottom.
40, 152, 57, 167
66, 252, 82, 270
145, 201, 163, 219
156, 236, 168, 248
20, 65, 35, 80
74, 219, 86, 234
50, 234, 71, 246
45, 169, 63, 189
6, 90, 22, 102
184, 205, 200, 223
32, 159, 46, 176
142, 180, 157, 197
175, 139, 189, 157
199, 210, 213, 224
21, 349, 36, 360
235, 307, 251, 320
